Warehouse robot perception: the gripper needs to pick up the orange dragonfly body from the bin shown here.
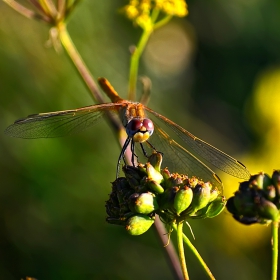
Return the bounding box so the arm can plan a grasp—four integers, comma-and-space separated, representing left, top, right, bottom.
5, 78, 250, 191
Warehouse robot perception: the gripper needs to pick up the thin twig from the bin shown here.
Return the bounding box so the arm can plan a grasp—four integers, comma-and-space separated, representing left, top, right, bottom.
154, 217, 184, 280
3, 0, 51, 22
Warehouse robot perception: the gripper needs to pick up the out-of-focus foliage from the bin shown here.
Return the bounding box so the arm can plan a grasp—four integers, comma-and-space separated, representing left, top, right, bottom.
0, 0, 280, 279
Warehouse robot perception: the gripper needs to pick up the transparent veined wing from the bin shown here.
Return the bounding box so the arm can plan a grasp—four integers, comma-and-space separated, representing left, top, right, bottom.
5, 103, 124, 139
144, 106, 250, 180
141, 122, 224, 192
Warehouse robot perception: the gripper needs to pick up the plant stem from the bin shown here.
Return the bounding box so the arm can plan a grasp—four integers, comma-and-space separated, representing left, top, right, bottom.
271, 221, 279, 280
57, 22, 104, 103
3, 0, 50, 22
154, 216, 183, 280
57, 22, 123, 137
128, 26, 153, 101
173, 223, 215, 280
176, 222, 189, 280
153, 15, 172, 30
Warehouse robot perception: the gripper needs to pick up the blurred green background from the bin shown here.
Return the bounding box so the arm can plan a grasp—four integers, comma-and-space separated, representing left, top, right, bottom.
1, 0, 280, 279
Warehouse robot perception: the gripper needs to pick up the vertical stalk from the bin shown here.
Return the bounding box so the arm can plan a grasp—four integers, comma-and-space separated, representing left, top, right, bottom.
173, 223, 215, 280
128, 27, 152, 101
176, 222, 189, 280
57, 22, 104, 104
271, 221, 279, 280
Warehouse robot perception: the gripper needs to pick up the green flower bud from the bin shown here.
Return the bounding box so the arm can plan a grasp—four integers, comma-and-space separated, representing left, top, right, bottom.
146, 162, 164, 184
204, 196, 226, 218
173, 186, 193, 215
125, 214, 155, 235
148, 152, 163, 172
144, 178, 165, 194
158, 186, 179, 210
161, 168, 171, 181
128, 192, 159, 214
264, 185, 276, 201
255, 196, 280, 221
189, 182, 212, 214
208, 189, 219, 203
256, 172, 272, 190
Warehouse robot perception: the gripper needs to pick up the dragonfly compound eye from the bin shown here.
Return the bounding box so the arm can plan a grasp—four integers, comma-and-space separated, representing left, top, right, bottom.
126, 118, 154, 143
142, 119, 154, 136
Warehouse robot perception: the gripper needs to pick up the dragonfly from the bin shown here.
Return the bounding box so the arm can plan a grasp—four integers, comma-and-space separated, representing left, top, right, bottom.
5, 78, 250, 191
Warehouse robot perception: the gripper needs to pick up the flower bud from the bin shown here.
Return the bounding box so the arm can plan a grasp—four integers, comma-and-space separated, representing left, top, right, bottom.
144, 178, 165, 194
238, 181, 250, 192
272, 170, 280, 197
189, 182, 212, 214
173, 186, 193, 215
256, 172, 272, 190
264, 185, 276, 201
146, 162, 164, 184
158, 186, 179, 210
204, 196, 226, 218
125, 214, 155, 235
123, 165, 146, 190
233, 215, 260, 225
189, 177, 199, 188
255, 196, 280, 221
148, 152, 163, 172
233, 190, 256, 217
128, 192, 159, 214
161, 168, 171, 181
208, 189, 219, 203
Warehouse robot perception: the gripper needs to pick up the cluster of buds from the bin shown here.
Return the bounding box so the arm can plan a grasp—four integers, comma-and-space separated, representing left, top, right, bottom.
106, 152, 226, 235
227, 171, 280, 225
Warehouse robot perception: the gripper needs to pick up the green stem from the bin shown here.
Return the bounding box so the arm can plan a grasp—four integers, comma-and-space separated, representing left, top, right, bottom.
271, 221, 279, 280
173, 223, 215, 280
154, 15, 172, 30
176, 222, 189, 280
128, 26, 153, 101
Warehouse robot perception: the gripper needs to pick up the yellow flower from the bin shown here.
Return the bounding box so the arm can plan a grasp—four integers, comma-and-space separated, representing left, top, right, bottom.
155, 0, 188, 17
121, 0, 188, 28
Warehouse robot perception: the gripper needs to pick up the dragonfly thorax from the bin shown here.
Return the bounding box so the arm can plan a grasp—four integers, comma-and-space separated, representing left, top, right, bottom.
126, 118, 154, 143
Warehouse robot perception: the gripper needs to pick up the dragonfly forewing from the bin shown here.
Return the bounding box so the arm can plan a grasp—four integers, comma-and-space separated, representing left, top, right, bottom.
143, 123, 224, 192
5, 103, 124, 139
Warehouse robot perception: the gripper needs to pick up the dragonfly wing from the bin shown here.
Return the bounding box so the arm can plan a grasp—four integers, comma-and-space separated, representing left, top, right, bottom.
145, 106, 250, 180
144, 123, 223, 192
5, 103, 124, 138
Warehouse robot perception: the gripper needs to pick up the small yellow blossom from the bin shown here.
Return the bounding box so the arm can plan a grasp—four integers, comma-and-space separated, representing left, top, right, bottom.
121, 0, 188, 28
155, 0, 188, 17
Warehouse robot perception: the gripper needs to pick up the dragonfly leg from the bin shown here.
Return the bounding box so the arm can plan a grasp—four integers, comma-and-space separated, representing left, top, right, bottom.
145, 140, 164, 157
130, 140, 138, 167
140, 142, 149, 158
116, 137, 131, 178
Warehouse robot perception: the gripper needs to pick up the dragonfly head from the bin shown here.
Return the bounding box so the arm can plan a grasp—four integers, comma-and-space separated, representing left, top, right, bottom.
126, 118, 154, 143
